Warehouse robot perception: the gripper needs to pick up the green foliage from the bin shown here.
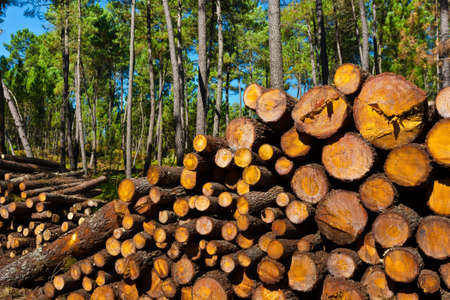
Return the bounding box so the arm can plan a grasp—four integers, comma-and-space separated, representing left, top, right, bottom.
0, 0, 440, 170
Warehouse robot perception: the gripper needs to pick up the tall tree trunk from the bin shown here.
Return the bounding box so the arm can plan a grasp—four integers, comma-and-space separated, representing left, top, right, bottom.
268, 0, 283, 89
225, 67, 230, 126
372, 0, 380, 74
307, 24, 318, 86
1, 81, 33, 158
440, 0, 449, 88
76, 0, 87, 175
359, 0, 369, 70
316, 0, 329, 84
156, 66, 164, 166
143, 0, 156, 176
350, 0, 363, 63
176, 0, 188, 150
196, 0, 207, 135
0, 74, 6, 154
238, 70, 242, 117
125, 0, 136, 178
213, 0, 223, 136
163, 0, 184, 166
332, 1, 343, 66
88, 90, 97, 174
59, 0, 69, 169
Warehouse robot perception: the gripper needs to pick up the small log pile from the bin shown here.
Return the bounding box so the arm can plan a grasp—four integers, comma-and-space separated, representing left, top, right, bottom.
0, 155, 107, 259
0, 65, 448, 300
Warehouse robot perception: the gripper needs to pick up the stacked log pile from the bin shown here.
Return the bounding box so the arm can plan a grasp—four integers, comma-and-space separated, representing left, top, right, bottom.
0, 155, 107, 259
0, 65, 448, 300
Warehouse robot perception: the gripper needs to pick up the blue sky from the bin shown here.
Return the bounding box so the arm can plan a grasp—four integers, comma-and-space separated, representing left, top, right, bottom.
0, 4, 300, 105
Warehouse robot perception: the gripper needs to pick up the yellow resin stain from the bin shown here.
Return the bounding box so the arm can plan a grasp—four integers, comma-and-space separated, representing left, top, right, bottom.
281, 129, 311, 158
334, 64, 357, 88
374, 276, 387, 289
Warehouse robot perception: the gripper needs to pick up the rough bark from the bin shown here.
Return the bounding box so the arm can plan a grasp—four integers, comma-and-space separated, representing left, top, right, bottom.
196, 0, 208, 135
316, 0, 329, 84
268, 0, 283, 89
143, 0, 157, 175
213, 0, 223, 136
359, 0, 369, 70
163, 0, 184, 165
125, 0, 136, 178
441, 0, 449, 87
1, 81, 33, 158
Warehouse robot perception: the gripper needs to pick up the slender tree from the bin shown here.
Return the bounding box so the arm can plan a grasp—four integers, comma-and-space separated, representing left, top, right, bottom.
350, 0, 363, 63
332, 1, 343, 66
372, 0, 380, 74
176, 0, 187, 148
2, 81, 33, 157
143, 0, 156, 175
268, 0, 283, 89
196, 0, 207, 135
75, 0, 87, 175
213, 0, 223, 136
162, 0, 184, 165
0, 74, 5, 154
359, 0, 369, 70
125, 0, 136, 178
307, 24, 318, 86
316, 0, 329, 84
441, 0, 449, 87
59, 0, 69, 170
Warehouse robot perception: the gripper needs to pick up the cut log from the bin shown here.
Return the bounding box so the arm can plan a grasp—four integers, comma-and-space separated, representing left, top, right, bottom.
372, 204, 420, 248
193, 135, 228, 155
236, 214, 267, 233
357, 232, 381, 265
133, 231, 152, 249
440, 262, 450, 289
384, 143, 432, 187
291, 163, 329, 204
354, 73, 427, 150
258, 144, 282, 164
149, 185, 186, 205
0, 159, 47, 173
417, 269, 440, 294
81, 276, 95, 292
195, 216, 226, 236
333, 63, 369, 95
158, 210, 176, 224
173, 198, 190, 218
0, 201, 119, 287
426, 118, 450, 167
53, 272, 80, 292
297, 232, 322, 253
271, 218, 298, 237
95, 270, 114, 287
180, 169, 204, 190
236, 232, 255, 249
226, 117, 274, 151
280, 127, 312, 159
206, 240, 238, 256
147, 166, 183, 186
183, 152, 211, 172
326, 248, 362, 279
236, 179, 250, 195
315, 189, 368, 245
435, 86, 450, 118
21, 181, 80, 198
361, 266, 394, 300
19, 177, 82, 191
258, 232, 276, 252
67, 290, 90, 300
252, 285, 298, 300
220, 253, 238, 274
221, 221, 238, 241
257, 257, 286, 284
416, 215, 450, 260
267, 238, 297, 260
234, 148, 265, 168
236, 186, 284, 215
125, 250, 162, 280
232, 269, 256, 298
427, 178, 450, 216
118, 177, 152, 203
153, 255, 172, 279
322, 133, 375, 182
237, 245, 265, 268
172, 255, 198, 285
285, 200, 314, 224
288, 251, 328, 292
56, 176, 107, 195
214, 148, 234, 169
396, 292, 419, 300
175, 219, 197, 243
202, 182, 227, 197
256, 88, 297, 131
1, 154, 60, 169
195, 195, 220, 214
260, 207, 284, 224
243, 83, 267, 111
383, 247, 424, 283
359, 173, 397, 212
321, 276, 367, 300
274, 156, 294, 178
93, 249, 113, 268
293, 86, 349, 139
224, 168, 241, 190
275, 192, 295, 207
192, 271, 232, 300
